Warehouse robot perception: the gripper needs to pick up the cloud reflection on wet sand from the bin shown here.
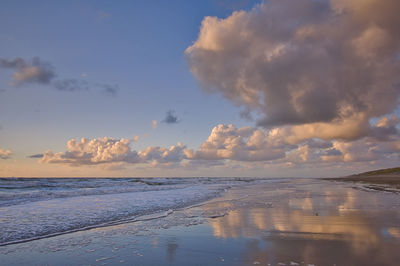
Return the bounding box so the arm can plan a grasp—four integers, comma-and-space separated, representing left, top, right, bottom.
204, 182, 400, 265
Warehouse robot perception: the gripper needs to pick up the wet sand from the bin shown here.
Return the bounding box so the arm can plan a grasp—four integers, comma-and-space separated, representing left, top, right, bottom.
1, 178, 400, 265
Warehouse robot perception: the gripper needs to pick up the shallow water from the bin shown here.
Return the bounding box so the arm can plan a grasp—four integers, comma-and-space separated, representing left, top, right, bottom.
202, 179, 400, 265
1, 178, 400, 265
0, 177, 279, 245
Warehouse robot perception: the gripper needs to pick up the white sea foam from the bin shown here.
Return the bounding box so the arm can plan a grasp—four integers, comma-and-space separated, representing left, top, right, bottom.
0, 177, 282, 245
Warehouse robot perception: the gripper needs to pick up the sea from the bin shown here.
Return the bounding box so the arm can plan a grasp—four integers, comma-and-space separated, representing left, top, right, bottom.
0, 177, 277, 246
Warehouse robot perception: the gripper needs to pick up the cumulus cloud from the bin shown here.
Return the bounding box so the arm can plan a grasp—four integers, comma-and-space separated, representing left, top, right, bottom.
38, 121, 400, 170
40, 137, 186, 167
185, 123, 399, 165
138, 143, 186, 164
0, 57, 118, 96
186, 0, 400, 137
162, 110, 180, 124
40, 138, 140, 166
0, 149, 12, 160
184, 124, 286, 161
370, 115, 399, 140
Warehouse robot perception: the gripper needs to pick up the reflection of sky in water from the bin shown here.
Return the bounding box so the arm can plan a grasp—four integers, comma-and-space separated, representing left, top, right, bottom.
204, 181, 400, 265
1, 179, 400, 266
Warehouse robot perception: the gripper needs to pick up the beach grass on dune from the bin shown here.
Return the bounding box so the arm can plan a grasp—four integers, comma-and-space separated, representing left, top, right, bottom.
324, 167, 400, 189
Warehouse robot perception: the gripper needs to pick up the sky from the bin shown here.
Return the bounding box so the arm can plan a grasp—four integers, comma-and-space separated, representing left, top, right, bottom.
0, 0, 399, 178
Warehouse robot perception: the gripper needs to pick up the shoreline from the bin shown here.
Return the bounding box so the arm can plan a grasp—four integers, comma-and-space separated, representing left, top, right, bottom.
2, 178, 400, 265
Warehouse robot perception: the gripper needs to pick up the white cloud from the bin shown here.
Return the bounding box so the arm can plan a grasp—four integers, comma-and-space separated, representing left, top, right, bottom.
174, 0, 400, 169
40, 137, 186, 167
187, 122, 400, 167
184, 124, 286, 161
138, 143, 186, 164
38, 117, 400, 170
40, 137, 139, 165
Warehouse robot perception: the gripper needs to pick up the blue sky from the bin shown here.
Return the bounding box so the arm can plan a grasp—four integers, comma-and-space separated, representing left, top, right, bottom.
1, 0, 399, 177
0, 1, 254, 152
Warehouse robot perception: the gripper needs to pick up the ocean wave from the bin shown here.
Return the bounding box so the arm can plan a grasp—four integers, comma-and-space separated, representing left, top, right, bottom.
0, 177, 282, 246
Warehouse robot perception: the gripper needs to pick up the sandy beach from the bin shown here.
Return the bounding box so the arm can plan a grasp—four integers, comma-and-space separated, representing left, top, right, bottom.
1, 178, 400, 266
2, 0, 400, 265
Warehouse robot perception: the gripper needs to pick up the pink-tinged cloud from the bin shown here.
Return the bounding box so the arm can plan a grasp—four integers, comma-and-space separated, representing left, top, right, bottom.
40, 137, 186, 167
186, 0, 400, 134
0, 57, 55, 85
184, 124, 286, 161
38, 118, 400, 169
0, 149, 12, 160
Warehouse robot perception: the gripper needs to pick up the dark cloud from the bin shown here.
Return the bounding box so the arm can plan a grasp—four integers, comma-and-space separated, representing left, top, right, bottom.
0, 57, 118, 96
239, 108, 254, 121
325, 149, 342, 156
28, 153, 44, 159
186, 0, 400, 132
369, 115, 400, 141
305, 139, 333, 149
97, 83, 118, 96
0, 57, 26, 69
0, 57, 55, 85
162, 110, 180, 124
53, 79, 89, 92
